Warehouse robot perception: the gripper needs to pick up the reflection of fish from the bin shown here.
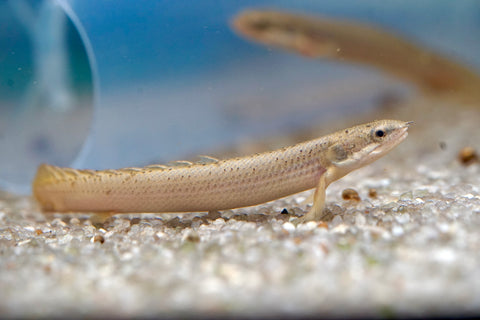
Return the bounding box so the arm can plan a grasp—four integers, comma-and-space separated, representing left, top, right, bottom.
232, 10, 480, 100
33, 120, 410, 221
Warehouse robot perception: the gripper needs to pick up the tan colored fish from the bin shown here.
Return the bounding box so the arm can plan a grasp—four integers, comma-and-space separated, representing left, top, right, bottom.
232, 10, 480, 99
33, 120, 410, 221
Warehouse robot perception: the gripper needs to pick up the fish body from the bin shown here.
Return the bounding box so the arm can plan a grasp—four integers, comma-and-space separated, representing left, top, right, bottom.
33, 120, 410, 220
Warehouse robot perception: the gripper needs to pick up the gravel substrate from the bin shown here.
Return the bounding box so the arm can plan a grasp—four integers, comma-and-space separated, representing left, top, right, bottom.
1, 96, 480, 318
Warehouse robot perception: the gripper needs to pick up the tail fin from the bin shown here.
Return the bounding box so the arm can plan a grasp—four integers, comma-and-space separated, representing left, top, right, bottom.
32, 164, 60, 191
32, 164, 62, 211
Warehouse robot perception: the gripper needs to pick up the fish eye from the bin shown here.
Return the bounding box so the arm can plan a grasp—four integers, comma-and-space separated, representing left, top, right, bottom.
375, 129, 385, 138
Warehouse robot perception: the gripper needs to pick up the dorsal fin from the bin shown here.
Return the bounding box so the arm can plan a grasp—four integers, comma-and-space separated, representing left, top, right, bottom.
144, 164, 168, 170
102, 169, 122, 175
196, 155, 219, 164
167, 160, 193, 167
78, 169, 96, 176
118, 167, 144, 173
33, 164, 94, 187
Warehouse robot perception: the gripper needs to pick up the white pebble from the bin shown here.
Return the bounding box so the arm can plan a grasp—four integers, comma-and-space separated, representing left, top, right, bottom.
156, 231, 168, 239
433, 248, 456, 263
305, 221, 318, 230
282, 222, 295, 232
212, 218, 226, 226
332, 224, 349, 234
297, 221, 318, 231
392, 225, 404, 236
294, 196, 306, 204
395, 213, 410, 224
355, 214, 366, 226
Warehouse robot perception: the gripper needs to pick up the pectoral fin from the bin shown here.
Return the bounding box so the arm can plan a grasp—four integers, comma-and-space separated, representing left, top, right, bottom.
300, 173, 327, 221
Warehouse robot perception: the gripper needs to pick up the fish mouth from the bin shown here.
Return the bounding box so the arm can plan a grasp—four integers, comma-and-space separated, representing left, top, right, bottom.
391, 121, 411, 141
399, 121, 413, 141
231, 11, 263, 38
371, 123, 410, 156
397, 125, 410, 142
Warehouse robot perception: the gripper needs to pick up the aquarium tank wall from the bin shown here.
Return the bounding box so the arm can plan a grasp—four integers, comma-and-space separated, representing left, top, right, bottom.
1, 0, 479, 193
